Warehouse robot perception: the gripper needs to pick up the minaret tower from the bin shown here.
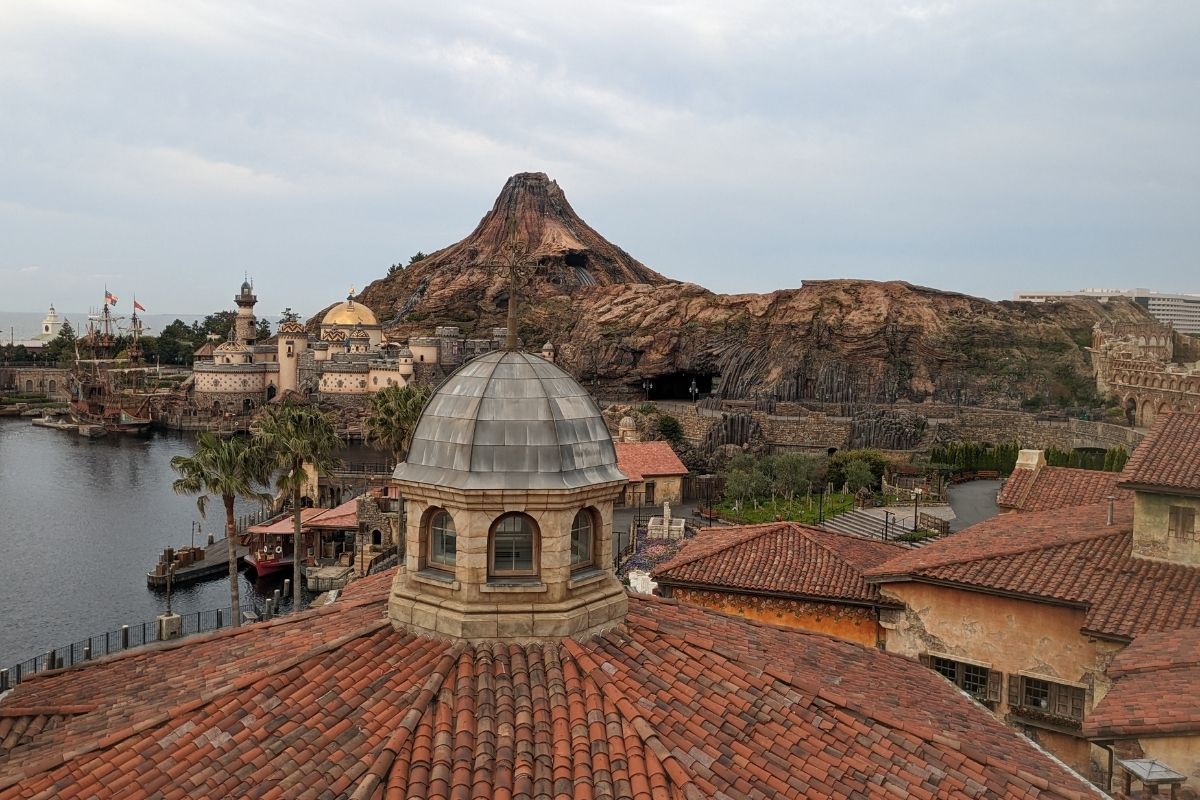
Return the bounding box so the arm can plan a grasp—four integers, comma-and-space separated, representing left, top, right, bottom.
234, 279, 258, 347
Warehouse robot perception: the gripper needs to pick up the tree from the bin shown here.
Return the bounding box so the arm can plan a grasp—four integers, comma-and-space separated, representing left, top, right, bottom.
157, 319, 198, 365
408, 251, 428, 265
771, 452, 819, 500
196, 310, 237, 340
365, 384, 432, 462
656, 414, 684, 445
42, 320, 77, 366
257, 402, 342, 612
724, 468, 768, 510
280, 308, 301, 324
844, 460, 876, 493
170, 433, 272, 626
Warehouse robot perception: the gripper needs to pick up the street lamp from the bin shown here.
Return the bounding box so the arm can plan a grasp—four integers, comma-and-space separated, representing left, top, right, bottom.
912, 488, 923, 533
689, 379, 698, 405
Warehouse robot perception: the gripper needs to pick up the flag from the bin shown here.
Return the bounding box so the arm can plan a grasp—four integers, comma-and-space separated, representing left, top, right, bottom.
133, 299, 146, 312
105, 290, 119, 306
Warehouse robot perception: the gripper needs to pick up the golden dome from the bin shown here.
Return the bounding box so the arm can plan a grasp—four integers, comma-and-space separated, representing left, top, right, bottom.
322, 298, 377, 327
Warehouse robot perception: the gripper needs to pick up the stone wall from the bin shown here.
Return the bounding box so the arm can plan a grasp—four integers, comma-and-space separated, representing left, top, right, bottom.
0, 367, 71, 400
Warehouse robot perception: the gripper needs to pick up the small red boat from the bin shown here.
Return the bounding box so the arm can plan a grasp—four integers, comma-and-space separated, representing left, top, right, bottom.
244, 537, 295, 578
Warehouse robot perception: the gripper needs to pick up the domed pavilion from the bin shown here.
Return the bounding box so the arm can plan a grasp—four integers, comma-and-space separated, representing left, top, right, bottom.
391, 349, 628, 640
320, 290, 382, 348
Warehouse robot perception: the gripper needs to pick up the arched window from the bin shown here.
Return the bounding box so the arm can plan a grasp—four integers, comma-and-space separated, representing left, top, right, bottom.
48, 380, 56, 394
490, 513, 538, 578
427, 509, 456, 571
371, 529, 382, 547
571, 509, 595, 570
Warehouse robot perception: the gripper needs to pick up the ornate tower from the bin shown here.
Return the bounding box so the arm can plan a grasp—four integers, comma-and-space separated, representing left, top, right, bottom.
390, 350, 629, 641
276, 320, 307, 394
234, 280, 258, 347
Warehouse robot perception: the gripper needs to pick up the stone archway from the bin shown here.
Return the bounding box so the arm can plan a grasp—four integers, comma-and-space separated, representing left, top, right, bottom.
1124, 396, 1137, 426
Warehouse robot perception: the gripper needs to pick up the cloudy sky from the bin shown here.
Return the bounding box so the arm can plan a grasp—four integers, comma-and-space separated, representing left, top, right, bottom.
1, 1, 1198, 317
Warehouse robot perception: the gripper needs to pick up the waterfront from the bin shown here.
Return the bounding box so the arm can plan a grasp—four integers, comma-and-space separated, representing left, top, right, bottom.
0, 418, 311, 667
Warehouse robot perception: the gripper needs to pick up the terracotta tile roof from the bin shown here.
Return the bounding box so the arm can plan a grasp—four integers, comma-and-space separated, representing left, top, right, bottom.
865, 501, 1200, 640
305, 497, 360, 529
996, 466, 1129, 513
1118, 411, 1200, 493
0, 578, 1104, 799
614, 441, 688, 483
652, 522, 906, 606
1085, 626, 1200, 739
245, 507, 327, 535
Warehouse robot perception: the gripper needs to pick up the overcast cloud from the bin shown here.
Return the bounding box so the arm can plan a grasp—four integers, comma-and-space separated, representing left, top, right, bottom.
1, 0, 1197, 317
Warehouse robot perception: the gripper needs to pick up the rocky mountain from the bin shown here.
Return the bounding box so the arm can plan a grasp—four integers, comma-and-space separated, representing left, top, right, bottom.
351, 173, 1154, 407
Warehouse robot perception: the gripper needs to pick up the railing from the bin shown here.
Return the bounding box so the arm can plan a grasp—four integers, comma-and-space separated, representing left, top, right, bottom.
329, 461, 395, 477
917, 512, 951, 536
0, 601, 293, 692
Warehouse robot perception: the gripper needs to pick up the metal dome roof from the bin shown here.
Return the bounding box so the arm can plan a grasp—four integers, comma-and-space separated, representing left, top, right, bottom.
393, 350, 624, 491
322, 298, 378, 327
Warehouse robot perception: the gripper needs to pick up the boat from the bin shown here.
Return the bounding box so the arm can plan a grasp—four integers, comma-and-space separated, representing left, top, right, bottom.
67, 297, 154, 434
241, 510, 315, 578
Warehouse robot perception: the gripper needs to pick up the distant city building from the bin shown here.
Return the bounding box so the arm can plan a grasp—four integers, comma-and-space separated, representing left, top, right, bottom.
1014, 288, 1200, 334
8, 305, 66, 351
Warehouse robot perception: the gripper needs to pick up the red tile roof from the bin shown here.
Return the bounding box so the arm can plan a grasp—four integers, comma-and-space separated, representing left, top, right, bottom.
0, 578, 1104, 799
1085, 626, 1200, 738
1119, 411, 1200, 493
865, 500, 1200, 640
652, 523, 906, 606
305, 497, 360, 529
996, 466, 1129, 513
245, 507, 327, 535
614, 441, 688, 482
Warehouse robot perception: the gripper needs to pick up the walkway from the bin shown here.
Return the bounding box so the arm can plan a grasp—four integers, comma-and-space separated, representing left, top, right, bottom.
946, 479, 1001, 532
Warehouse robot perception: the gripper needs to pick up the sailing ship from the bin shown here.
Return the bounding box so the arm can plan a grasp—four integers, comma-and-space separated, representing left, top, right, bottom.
69, 291, 153, 434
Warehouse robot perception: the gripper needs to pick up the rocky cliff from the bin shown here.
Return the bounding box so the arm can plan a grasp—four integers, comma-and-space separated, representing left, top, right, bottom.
351, 173, 1154, 407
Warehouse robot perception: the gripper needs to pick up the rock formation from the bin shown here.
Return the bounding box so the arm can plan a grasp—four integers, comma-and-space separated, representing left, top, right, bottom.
345, 173, 1156, 407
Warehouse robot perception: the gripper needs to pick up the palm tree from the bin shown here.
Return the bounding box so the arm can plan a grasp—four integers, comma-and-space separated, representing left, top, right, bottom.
364, 384, 431, 463
257, 402, 342, 612
171, 433, 271, 627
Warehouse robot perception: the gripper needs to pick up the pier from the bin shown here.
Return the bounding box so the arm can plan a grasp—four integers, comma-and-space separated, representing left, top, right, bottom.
146, 537, 250, 588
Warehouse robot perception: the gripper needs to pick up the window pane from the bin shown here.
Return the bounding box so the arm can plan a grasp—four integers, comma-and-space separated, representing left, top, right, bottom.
931, 657, 958, 682
493, 515, 535, 573
962, 664, 989, 697
430, 511, 456, 567
1023, 678, 1050, 710
571, 510, 592, 566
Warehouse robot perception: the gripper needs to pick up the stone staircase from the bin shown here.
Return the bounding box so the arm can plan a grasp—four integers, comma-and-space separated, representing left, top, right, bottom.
819, 509, 933, 547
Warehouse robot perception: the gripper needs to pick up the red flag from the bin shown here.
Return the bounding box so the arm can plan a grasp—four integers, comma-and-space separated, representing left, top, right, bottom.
105, 290, 119, 306
133, 299, 146, 312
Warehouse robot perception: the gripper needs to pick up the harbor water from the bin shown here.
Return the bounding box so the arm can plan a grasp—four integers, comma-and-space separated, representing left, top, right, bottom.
0, 418, 318, 667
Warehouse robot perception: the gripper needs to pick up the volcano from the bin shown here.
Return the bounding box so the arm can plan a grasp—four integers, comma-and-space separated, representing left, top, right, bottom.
348, 172, 1155, 406
354, 173, 669, 329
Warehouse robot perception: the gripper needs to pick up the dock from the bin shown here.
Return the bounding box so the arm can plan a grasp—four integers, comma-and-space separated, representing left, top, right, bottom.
146, 537, 250, 588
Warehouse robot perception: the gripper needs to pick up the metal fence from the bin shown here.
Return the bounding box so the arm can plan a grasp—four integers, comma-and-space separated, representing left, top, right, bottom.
1, 605, 249, 692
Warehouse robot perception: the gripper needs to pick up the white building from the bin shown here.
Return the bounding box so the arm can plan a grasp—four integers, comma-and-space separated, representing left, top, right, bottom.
1013, 288, 1200, 334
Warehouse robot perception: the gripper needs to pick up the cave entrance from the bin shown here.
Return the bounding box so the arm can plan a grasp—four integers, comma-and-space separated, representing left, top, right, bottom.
641, 372, 714, 401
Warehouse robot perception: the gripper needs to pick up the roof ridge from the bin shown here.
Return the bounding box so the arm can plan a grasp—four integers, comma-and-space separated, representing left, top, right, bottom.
0, 618, 392, 793
562, 638, 707, 799
349, 644, 465, 800
651, 523, 785, 576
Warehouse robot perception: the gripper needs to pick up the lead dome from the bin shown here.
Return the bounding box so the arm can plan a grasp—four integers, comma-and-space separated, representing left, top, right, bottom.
393, 350, 624, 491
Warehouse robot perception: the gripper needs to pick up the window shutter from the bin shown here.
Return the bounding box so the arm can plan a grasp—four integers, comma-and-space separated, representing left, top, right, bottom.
1052, 683, 1071, 717
1007, 674, 1021, 707
987, 670, 1002, 703
1070, 687, 1086, 721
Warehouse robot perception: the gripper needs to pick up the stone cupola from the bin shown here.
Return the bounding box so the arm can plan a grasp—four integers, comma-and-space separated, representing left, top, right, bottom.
389, 350, 628, 641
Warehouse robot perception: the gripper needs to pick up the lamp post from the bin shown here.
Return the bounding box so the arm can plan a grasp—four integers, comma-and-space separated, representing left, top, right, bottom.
689, 379, 698, 405
817, 489, 825, 524
912, 487, 923, 533
642, 379, 653, 400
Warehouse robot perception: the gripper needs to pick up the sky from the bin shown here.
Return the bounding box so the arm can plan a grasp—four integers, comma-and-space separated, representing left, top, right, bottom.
1, 1, 1198, 318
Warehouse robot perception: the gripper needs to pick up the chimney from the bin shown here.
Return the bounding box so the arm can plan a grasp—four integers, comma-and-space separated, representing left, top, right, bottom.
1107, 495, 1115, 526
1014, 449, 1047, 472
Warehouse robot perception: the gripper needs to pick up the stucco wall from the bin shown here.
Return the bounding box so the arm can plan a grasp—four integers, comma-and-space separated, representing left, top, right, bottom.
1132, 491, 1200, 566
670, 587, 881, 647
623, 474, 682, 506
878, 580, 1124, 778
1135, 735, 1200, 793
